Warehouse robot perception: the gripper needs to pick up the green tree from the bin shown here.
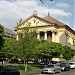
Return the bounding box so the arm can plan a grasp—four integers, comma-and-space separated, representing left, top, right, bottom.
63, 46, 75, 60
49, 42, 63, 58
36, 41, 63, 61
0, 24, 4, 50
17, 25, 38, 72
36, 40, 52, 60
0, 38, 17, 64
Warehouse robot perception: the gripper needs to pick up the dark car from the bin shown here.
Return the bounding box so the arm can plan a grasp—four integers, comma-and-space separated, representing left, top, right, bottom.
39, 60, 49, 65
0, 65, 20, 75
59, 62, 70, 71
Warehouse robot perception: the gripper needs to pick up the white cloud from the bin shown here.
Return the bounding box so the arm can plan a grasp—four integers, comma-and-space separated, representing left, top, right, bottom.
58, 19, 75, 31
49, 9, 71, 16
56, 2, 70, 8
35, 7, 72, 18
0, 0, 72, 30
58, 19, 70, 25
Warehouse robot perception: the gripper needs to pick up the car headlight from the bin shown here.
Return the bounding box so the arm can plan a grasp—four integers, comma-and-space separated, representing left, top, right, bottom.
62, 67, 65, 70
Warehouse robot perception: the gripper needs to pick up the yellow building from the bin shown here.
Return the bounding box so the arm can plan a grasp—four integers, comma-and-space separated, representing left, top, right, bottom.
16, 12, 75, 61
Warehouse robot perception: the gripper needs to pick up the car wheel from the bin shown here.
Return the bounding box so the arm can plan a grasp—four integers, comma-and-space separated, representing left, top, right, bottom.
41, 72, 44, 74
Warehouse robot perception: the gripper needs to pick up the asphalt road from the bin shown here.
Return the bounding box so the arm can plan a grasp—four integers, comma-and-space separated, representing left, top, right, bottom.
34, 69, 75, 75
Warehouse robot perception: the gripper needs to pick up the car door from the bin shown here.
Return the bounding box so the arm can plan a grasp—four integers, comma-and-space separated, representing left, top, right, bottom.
1, 68, 11, 75
55, 64, 61, 72
10, 66, 19, 75
74, 63, 75, 68
54, 65, 58, 72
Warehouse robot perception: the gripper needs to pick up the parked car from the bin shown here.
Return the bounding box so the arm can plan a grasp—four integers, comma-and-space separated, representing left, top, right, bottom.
42, 64, 61, 74
0, 65, 20, 75
50, 61, 59, 64
28, 60, 34, 64
69, 62, 75, 69
39, 60, 49, 65
59, 62, 70, 71
18, 60, 24, 64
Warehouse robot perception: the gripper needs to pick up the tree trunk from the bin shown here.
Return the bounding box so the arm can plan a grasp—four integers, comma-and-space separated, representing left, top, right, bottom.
48, 58, 51, 64
1, 59, 3, 65
24, 58, 28, 72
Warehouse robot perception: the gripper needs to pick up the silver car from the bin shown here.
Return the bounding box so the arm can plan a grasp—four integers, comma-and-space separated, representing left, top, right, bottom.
69, 62, 75, 69
42, 64, 61, 74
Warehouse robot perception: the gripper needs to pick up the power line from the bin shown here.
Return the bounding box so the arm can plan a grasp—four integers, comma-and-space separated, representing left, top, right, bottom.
40, 0, 53, 4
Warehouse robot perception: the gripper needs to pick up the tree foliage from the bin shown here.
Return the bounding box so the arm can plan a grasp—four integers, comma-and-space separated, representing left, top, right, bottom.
0, 38, 17, 64
63, 46, 75, 60
36, 41, 63, 60
36, 40, 52, 60
36, 40, 75, 61
0, 24, 4, 50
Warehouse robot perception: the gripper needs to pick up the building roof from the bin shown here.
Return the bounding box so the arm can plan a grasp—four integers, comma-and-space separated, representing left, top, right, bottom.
4, 27, 15, 34
44, 16, 64, 26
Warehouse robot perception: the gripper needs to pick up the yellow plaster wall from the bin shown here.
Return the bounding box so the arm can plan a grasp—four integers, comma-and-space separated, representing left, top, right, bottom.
56, 30, 67, 45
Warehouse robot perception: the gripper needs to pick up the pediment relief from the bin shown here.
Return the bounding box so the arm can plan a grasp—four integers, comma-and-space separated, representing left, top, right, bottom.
17, 15, 52, 28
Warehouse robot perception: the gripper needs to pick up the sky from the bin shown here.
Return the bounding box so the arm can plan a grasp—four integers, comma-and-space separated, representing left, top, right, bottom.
0, 0, 74, 31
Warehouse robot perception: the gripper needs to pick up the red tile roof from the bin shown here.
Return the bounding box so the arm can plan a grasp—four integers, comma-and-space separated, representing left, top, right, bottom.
44, 16, 64, 26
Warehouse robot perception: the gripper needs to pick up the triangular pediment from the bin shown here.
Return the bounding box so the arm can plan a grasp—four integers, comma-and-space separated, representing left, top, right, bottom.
17, 15, 53, 28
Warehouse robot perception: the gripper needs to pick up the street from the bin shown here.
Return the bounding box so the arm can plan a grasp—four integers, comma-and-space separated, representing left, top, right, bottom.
34, 69, 75, 75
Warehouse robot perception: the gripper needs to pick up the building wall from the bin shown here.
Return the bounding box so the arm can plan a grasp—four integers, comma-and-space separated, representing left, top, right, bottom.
4, 27, 15, 39
56, 31, 66, 45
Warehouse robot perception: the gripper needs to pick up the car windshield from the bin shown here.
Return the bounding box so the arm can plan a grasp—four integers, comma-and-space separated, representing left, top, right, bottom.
5, 66, 17, 71
70, 63, 74, 65
60, 63, 66, 66
46, 65, 54, 68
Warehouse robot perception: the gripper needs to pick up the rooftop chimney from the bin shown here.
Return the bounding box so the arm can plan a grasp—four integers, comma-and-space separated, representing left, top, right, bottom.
33, 10, 37, 15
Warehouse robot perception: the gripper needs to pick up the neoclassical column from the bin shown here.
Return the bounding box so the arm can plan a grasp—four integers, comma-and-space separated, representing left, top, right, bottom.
52, 31, 55, 42
44, 31, 47, 40
16, 34, 19, 41
70, 37, 74, 49
37, 32, 40, 40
